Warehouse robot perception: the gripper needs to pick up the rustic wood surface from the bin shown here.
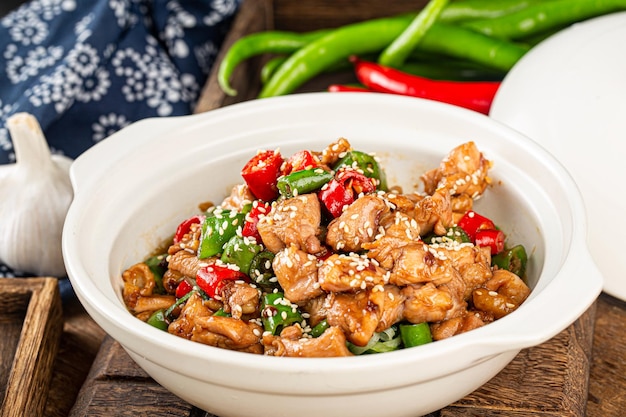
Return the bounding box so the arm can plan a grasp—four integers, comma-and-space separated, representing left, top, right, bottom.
0, 278, 63, 417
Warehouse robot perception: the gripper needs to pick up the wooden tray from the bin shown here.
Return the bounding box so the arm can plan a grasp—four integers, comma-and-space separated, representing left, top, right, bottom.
0, 277, 63, 417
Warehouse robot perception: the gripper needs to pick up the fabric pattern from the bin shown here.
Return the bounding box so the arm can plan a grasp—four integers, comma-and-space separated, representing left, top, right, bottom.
0, 0, 240, 289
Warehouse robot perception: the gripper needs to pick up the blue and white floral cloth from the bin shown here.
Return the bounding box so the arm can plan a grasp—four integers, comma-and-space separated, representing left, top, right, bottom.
0, 0, 241, 292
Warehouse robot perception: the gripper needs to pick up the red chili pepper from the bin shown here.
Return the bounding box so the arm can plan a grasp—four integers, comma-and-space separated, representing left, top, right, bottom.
318, 178, 354, 218
319, 169, 376, 218
350, 56, 500, 115
175, 279, 194, 298
328, 84, 372, 93
457, 210, 496, 242
241, 150, 284, 201
336, 168, 376, 195
196, 264, 248, 299
242, 201, 271, 242
282, 150, 319, 175
475, 229, 506, 255
173, 215, 205, 244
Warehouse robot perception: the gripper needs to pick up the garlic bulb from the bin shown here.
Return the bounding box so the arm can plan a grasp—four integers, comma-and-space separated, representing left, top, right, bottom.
0, 113, 73, 277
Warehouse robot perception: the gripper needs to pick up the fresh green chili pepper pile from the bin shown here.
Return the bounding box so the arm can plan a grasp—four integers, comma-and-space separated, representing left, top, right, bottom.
217, 0, 626, 99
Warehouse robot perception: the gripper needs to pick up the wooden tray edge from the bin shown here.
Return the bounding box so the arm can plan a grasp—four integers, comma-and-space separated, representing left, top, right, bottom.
0, 278, 63, 417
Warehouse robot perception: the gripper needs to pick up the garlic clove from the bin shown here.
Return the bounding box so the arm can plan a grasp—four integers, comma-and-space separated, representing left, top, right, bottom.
0, 113, 74, 277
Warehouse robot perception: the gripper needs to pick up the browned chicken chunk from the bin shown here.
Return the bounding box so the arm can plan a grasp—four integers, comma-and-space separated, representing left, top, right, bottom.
324, 288, 387, 346
272, 244, 323, 303
326, 194, 389, 252
263, 325, 353, 357
193, 315, 263, 353
257, 193, 322, 254
318, 253, 389, 292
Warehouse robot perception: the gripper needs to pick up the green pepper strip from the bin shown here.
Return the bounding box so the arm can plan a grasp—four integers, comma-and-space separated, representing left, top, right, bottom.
333, 150, 388, 191
400, 322, 433, 348
309, 319, 330, 338
221, 235, 263, 275
165, 289, 195, 320
462, 0, 626, 40
259, 16, 528, 98
261, 292, 303, 335
218, 29, 333, 96
378, 0, 450, 67
146, 309, 169, 331
492, 244, 528, 278
438, 0, 542, 23
198, 210, 245, 259
144, 254, 167, 294
277, 168, 334, 198
249, 250, 276, 287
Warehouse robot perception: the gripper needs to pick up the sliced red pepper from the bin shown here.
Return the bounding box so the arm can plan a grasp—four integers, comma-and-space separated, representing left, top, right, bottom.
282, 150, 320, 175
242, 200, 271, 242
457, 210, 496, 242
318, 178, 354, 218
336, 168, 376, 196
475, 229, 506, 255
175, 279, 194, 298
173, 215, 205, 244
241, 150, 284, 201
350, 56, 500, 115
196, 264, 248, 299
318, 169, 376, 218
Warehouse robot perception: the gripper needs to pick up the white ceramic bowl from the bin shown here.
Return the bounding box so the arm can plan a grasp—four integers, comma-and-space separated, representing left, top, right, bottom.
62, 93, 602, 417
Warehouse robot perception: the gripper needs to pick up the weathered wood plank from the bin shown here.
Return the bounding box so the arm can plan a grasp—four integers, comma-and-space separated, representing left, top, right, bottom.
0, 278, 63, 417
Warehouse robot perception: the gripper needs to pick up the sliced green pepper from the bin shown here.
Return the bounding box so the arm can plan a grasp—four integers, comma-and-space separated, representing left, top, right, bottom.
213, 308, 231, 317
261, 292, 303, 335
309, 319, 330, 338
400, 322, 432, 348
144, 254, 168, 294
198, 210, 245, 259
333, 150, 388, 191
146, 309, 169, 331
249, 250, 276, 287
221, 235, 263, 275
277, 168, 333, 198
492, 244, 528, 277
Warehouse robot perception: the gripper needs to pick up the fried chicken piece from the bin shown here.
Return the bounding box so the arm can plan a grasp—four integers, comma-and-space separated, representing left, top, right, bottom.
263, 325, 353, 357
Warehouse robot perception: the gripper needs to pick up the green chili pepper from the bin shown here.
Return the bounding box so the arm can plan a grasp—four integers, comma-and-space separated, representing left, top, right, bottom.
146, 309, 169, 331
259, 16, 528, 98
462, 0, 626, 40
144, 254, 167, 294
333, 150, 388, 191
309, 319, 330, 338
198, 210, 245, 259
378, 0, 450, 67
218, 29, 333, 96
399, 60, 505, 82
221, 235, 263, 275
213, 308, 231, 317
165, 289, 196, 320
249, 250, 276, 287
439, 0, 542, 23
492, 244, 528, 277
400, 322, 433, 348
277, 168, 334, 198
261, 292, 303, 335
